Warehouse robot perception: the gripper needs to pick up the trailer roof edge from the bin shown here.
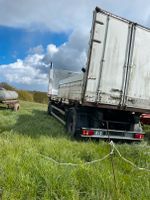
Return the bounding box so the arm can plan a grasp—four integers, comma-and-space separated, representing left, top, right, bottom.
95, 7, 150, 31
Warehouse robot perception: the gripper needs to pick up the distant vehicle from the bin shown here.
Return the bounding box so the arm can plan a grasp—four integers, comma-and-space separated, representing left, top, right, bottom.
47, 7, 150, 141
0, 87, 20, 111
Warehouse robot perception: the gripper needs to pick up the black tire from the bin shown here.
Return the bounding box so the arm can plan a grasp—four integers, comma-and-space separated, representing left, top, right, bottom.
47, 102, 52, 115
13, 103, 20, 111
66, 108, 78, 137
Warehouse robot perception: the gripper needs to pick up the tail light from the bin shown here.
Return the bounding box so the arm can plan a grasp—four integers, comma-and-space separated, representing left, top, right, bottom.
82, 129, 94, 136
134, 133, 144, 139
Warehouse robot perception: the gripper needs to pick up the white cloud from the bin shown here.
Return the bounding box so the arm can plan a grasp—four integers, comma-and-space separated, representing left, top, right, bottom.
47, 44, 59, 57
28, 45, 44, 54
0, 0, 150, 32
0, 32, 87, 89
0, 0, 93, 32
0, 54, 48, 86
0, 31, 87, 90
42, 29, 88, 71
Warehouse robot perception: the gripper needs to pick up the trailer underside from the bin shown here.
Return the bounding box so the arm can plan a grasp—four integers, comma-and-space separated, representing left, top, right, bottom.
48, 99, 144, 141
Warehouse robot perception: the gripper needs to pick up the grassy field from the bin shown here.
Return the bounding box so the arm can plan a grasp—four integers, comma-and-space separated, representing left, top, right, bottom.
0, 101, 150, 200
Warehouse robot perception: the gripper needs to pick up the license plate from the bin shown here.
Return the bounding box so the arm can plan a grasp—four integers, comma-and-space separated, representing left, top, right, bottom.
94, 130, 103, 136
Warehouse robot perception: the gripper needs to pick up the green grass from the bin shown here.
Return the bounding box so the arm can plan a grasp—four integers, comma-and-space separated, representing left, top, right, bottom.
0, 101, 150, 200
143, 125, 150, 142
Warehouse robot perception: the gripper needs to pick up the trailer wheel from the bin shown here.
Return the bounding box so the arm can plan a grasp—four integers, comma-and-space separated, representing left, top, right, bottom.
48, 102, 52, 115
13, 103, 20, 111
66, 108, 78, 137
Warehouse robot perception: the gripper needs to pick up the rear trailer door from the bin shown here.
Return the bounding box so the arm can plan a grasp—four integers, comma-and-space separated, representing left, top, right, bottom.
84, 9, 131, 107
125, 26, 150, 111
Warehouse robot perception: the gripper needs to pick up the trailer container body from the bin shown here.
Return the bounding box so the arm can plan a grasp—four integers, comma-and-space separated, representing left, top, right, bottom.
48, 7, 149, 141
48, 65, 79, 97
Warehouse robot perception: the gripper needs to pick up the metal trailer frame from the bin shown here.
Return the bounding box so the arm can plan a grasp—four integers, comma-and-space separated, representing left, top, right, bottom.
48, 99, 144, 141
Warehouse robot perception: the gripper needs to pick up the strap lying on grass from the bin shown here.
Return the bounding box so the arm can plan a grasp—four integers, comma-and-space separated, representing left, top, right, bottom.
39, 141, 150, 172
112, 142, 150, 172
39, 144, 114, 166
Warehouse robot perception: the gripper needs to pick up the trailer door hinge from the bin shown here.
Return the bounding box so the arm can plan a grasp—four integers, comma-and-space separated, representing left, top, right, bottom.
95, 20, 104, 25
93, 39, 101, 44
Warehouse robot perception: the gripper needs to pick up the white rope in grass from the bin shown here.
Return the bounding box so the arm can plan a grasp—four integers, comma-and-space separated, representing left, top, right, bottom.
39, 141, 150, 172
111, 142, 150, 172
39, 144, 114, 166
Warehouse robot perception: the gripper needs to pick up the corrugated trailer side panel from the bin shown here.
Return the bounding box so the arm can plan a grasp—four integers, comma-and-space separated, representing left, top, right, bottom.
83, 11, 108, 103
125, 26, 150, 111
96, 15, 130, 106
83, 8, 150, 112
83, 9, 130, 107
58, 74, 83, 101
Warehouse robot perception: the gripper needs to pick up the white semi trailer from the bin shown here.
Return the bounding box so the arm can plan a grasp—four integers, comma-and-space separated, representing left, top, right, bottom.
47, 7, 150, 141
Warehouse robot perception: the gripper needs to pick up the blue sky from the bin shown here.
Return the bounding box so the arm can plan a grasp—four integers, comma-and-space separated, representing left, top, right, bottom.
0, 26, 68, 64
0, 0, 150, 91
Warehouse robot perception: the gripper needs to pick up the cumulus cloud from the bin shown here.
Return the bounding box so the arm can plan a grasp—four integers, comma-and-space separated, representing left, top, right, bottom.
0, 31, 87, 89
28, 45, 44, 55
43, 29, 88, 71
0, 54, 48, 87
0, 29, 88, 90
47, 44, 59, 58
